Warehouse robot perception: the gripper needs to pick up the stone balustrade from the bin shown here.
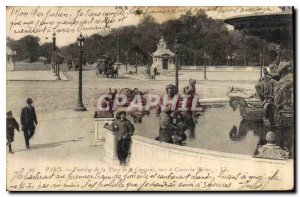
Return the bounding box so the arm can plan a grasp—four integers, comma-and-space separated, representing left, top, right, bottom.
179, 66, 260, 71
104, 127, 119, 164
93, 117, 115, 145
130, 135, 290, 166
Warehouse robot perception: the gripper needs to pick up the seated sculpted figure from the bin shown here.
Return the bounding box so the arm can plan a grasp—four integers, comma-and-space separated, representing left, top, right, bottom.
183, 79, 196, 96
158, 104, 174, 143
255, 65, 279, 105
274, 61, 293, 112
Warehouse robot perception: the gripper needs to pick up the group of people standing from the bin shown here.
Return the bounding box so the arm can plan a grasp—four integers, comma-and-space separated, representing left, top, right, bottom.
6, 98, 38, 154
158, 105, 189, 145
157, 81, 199, 145
67, 59, 80, 70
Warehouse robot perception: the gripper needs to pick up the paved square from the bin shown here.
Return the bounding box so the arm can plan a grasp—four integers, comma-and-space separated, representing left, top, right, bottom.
7, 71, 68, 81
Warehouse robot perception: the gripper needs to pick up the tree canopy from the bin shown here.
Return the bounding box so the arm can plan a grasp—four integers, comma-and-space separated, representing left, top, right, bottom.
7, 11, 283, 66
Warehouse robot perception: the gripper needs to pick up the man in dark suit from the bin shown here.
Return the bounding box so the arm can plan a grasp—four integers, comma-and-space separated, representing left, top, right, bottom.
111, 111, 135, 166
21, 98, 38, 149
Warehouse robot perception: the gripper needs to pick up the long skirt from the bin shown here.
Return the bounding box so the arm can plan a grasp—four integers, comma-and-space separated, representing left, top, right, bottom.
6, 129, 14, 143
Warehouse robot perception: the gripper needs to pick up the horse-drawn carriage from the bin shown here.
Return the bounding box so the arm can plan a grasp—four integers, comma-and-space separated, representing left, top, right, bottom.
96, 56, 118, 78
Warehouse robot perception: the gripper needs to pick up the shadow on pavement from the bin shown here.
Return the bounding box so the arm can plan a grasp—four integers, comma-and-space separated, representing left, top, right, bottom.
13, 138, 83, 153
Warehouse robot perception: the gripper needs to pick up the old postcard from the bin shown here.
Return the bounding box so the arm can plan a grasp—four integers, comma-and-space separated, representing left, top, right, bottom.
6, 6, 294, 191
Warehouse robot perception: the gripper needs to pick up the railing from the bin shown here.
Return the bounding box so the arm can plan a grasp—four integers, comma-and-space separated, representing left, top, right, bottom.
130, 135, 288, 166
179, 66, 261, 71
93, 117, 115, 145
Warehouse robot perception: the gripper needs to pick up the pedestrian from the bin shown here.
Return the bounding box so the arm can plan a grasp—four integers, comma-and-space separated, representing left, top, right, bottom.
67, 60, 73, 70
112, 111, 135, 166
6, 111, 19, 154
74, 59, 79, 71
108, 87, 117, 112
154, 67, 157, 79
20, 98, 38, 149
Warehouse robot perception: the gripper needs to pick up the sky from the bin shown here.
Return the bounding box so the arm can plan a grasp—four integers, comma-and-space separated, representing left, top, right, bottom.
6, 6, 282, 47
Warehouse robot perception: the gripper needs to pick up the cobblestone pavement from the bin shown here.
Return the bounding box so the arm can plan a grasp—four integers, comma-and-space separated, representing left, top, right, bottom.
7, 70, 68, 81
7, 69, 258, 115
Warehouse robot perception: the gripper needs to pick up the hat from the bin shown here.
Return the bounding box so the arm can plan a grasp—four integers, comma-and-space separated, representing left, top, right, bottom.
267, 64, 279, 77
7, 111, 12, 116
277, 61, 292, 74
26, 98, 33, 104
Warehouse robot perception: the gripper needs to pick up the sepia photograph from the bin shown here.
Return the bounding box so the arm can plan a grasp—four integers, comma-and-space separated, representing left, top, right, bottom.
5, 5, 295, 191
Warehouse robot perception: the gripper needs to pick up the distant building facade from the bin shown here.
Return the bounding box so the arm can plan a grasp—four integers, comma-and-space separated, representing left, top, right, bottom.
151, 36, 175, 71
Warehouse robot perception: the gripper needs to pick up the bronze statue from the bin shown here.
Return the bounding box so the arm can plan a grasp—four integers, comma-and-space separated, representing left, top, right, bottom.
255, 66, 279, 104
166, 84, 176, 98
273, 61, 293, 124
183, 79, 196, 96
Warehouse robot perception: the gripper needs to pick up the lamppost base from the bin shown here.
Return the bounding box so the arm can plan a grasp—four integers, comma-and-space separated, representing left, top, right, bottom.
74, 103, 87, 111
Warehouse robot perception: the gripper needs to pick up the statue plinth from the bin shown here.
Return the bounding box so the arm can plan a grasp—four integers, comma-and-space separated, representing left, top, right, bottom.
254, 131, 289, 160
254, 143, 289, 160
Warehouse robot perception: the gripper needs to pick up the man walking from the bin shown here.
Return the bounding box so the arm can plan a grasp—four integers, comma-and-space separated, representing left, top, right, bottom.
112, 111, 135, 166
21, 98, 38, 149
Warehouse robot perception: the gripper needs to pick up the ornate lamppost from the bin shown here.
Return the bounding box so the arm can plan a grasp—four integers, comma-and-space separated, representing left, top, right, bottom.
124, 52, 128, 71
203, 52, 208, 80
174, 37, 180, 93
148, 51, 152, 79
56, 50, 61, 80
135, 52, 138, 74
74, 33, 87, 111
115, 31, 122, 69
52, 33, 56, 73
117, 32, 120, 63
259, 51, 263, 78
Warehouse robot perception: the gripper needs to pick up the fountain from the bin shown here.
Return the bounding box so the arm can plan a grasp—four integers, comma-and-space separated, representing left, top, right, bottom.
224, 7, 293, 48
99, 8, 294, 166
224, 7, 294, 160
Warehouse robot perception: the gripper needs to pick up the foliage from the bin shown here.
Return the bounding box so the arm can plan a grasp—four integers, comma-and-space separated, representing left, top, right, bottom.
7, 36, 41, 62
7, 11, 284, 66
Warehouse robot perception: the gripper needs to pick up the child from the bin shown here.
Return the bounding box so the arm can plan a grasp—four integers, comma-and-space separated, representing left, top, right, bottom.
7, 111, 19, 154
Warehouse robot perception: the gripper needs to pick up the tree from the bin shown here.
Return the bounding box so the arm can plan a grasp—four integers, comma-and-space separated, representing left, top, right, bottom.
56, 11, 275, 67
7, 35, 40, 62
39, 42, 53, 63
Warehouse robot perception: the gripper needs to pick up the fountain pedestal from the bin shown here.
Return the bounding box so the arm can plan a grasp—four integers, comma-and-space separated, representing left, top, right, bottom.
254, 131, 289, 160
